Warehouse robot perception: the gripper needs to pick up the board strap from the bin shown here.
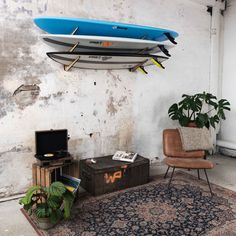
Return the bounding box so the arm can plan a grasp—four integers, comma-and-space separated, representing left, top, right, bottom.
164, 33, 177, 45
151, 58, 165, 69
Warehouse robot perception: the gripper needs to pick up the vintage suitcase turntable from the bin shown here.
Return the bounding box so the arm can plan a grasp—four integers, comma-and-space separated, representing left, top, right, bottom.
35, 129, 70, 161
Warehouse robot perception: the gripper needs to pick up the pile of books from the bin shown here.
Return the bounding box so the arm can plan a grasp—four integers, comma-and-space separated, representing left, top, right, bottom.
112, 151, 138, 163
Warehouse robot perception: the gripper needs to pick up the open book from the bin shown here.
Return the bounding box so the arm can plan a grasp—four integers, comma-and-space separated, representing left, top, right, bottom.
112, 151, 138, 163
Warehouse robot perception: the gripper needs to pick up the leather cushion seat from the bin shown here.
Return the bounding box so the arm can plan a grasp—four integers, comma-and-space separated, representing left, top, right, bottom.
164, 157, 214, 169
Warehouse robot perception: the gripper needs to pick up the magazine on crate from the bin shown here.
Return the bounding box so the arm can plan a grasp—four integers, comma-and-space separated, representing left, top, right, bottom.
112, 151, 138, 163
58, 174, 81, 194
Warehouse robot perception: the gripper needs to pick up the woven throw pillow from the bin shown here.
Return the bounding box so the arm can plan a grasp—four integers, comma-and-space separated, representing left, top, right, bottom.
178, 127, 213, 151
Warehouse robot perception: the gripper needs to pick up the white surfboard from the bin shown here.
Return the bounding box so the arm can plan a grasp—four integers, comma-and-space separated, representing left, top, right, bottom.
41, 34, 174, 57
47, 52, 168, 70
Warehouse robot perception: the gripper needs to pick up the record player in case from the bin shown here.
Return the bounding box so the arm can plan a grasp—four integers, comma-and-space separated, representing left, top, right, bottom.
35, 129, 70, 161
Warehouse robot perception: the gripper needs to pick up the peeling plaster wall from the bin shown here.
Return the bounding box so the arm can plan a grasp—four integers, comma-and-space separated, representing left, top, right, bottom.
0, 0, 211, 197
133, 1, 211, 160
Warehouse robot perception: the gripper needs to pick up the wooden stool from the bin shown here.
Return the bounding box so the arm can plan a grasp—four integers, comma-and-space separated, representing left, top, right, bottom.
164, 157, 214, 196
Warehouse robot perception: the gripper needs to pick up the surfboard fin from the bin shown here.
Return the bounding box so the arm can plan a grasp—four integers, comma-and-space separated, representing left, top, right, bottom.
137, 66, 148, 74
164, 33, 177, 45
158, 45, 171, 57
129, 59, 148, 72
151, 58, 165, 69
64, 56, 80, 71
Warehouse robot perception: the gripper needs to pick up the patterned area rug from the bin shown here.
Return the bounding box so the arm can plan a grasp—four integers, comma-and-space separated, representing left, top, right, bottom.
27, 172, 236, 236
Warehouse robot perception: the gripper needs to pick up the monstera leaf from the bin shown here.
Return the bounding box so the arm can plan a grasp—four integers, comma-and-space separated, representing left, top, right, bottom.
35, 203, 51, 218
50, 209, 63, 224
49, 181, 66, 197
62, 190, 75, 219
19, 181, 75, 225
47, 195, 62, 209
19, 186, 41, 205
168, 92, 231, 129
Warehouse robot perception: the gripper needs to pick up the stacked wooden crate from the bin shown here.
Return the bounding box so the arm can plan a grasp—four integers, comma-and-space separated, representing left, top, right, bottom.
32, 160, 79, 187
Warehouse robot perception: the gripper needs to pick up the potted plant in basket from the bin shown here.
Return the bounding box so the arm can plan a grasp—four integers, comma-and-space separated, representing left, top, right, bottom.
19, 181, 75, 230
168, 91, 230, 129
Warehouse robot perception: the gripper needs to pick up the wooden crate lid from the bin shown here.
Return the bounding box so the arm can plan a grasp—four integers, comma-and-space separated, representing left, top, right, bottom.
80, 155, 149, 172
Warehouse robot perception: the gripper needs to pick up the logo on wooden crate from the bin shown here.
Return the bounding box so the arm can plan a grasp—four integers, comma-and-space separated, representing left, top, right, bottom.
104, 165, 127, 184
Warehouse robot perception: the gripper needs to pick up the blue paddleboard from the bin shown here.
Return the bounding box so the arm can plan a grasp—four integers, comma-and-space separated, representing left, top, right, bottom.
34, 17, 178, 43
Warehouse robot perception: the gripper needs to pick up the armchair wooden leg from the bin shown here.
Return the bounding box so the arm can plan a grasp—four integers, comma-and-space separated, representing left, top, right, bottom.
203, 169, 213, 196
197, 169, 200, 180
167, 167, 175, 190
164, 166, 170, 179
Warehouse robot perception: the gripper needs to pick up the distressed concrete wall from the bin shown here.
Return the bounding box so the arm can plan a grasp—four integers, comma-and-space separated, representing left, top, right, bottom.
220, 0, 236, 144
133, 1, 211, 160
0, 0, 211, 197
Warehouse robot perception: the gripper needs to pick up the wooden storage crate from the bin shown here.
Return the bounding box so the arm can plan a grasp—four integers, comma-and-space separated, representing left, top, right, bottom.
79, 155, 150, 196
36, 156, 73, 167
32, 160, 79, 187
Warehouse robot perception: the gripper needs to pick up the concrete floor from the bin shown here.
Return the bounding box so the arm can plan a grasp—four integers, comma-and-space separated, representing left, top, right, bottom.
0, 199, 37, 236
0, 154, 236, 236
150, 154, 236, 192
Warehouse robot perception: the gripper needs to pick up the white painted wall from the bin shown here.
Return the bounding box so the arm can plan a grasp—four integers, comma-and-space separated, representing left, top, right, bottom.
219, 0, 236, 144
0, 0, 211, 197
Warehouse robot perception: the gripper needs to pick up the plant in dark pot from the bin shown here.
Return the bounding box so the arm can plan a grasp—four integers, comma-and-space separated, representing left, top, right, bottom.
168, 91, 230, 129
19, 181, 75, 229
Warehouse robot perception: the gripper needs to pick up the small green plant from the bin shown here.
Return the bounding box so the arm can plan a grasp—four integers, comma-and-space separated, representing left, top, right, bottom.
168, 92, 230, 129
19, 182, 75, 224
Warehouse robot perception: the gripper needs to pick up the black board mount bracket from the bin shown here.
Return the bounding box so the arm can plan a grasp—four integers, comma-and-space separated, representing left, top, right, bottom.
164, 33, 177, 45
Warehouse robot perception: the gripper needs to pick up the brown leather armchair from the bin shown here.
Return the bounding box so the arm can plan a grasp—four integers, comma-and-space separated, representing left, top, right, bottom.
163, 129, 214, 195
163, 129, 205, 159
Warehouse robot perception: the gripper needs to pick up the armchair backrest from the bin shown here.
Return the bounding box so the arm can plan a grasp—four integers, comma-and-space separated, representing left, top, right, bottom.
163, 129, 205, 158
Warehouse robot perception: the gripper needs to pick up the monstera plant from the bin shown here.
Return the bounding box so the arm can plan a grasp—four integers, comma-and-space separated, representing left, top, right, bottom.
168, 92, 230, 129
19, 181, 74, 229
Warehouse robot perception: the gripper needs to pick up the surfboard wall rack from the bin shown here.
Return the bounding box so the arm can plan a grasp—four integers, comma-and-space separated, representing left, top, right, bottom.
65, 27, 81, 70
71, 27, 79, 35
64, 55, 80, 71
68, 42, 80, 52
35, 17, 178, 73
